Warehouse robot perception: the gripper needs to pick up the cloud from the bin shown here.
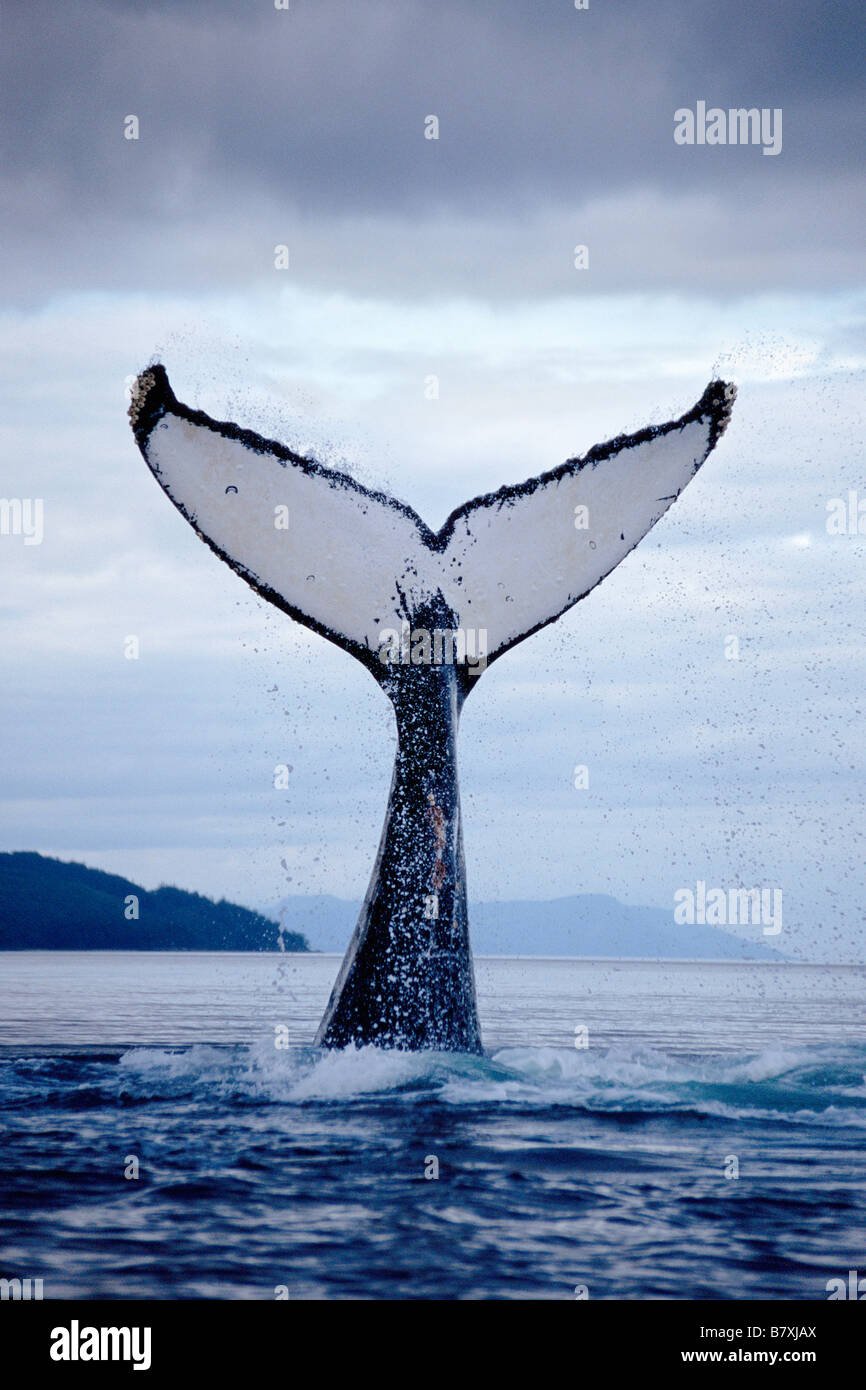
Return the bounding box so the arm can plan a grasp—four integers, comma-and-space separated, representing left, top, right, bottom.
1, 2, 864, 302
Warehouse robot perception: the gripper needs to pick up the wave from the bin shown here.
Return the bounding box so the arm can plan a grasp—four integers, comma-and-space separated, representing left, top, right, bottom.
103, 1039, 866, 1127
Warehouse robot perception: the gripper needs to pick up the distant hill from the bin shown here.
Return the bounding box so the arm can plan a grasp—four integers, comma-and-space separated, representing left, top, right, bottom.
0, 853, 784, 959
0, 853, 308, 951
272, 892, 785, 961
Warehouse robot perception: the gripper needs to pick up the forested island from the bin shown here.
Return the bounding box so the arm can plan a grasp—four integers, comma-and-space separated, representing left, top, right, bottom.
0, 853, 309, 951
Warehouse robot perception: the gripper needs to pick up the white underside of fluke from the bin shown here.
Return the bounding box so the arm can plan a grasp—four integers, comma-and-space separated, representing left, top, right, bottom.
139, 377, 734, 664
440, 415, 722, 655
147, 413, 432, 652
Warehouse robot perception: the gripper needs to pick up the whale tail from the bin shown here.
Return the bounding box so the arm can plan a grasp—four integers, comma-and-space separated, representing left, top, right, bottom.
129, 365, 735, 1051
129, 365, 735, 689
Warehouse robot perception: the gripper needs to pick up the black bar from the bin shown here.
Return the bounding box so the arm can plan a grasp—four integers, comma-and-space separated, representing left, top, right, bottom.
2, 1299, 858, 1377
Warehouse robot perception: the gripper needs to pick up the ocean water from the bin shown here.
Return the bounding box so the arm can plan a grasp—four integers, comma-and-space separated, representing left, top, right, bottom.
1, 952, 864, 1300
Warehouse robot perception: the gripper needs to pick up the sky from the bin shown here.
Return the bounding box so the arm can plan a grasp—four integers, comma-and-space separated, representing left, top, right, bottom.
1, 0, 864, 961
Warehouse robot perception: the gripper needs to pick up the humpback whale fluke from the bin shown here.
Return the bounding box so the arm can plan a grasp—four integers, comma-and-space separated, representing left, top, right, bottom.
129, 365, 736, 1053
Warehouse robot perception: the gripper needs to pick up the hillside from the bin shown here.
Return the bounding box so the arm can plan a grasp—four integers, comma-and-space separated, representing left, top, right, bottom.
0, 853, 308, 951
271, 892, 785, 960
0, 853, 785, 959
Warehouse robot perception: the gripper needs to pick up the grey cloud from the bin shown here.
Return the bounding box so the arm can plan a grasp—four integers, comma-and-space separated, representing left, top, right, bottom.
1, 0, 863, 303
1, 176, 863, 305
